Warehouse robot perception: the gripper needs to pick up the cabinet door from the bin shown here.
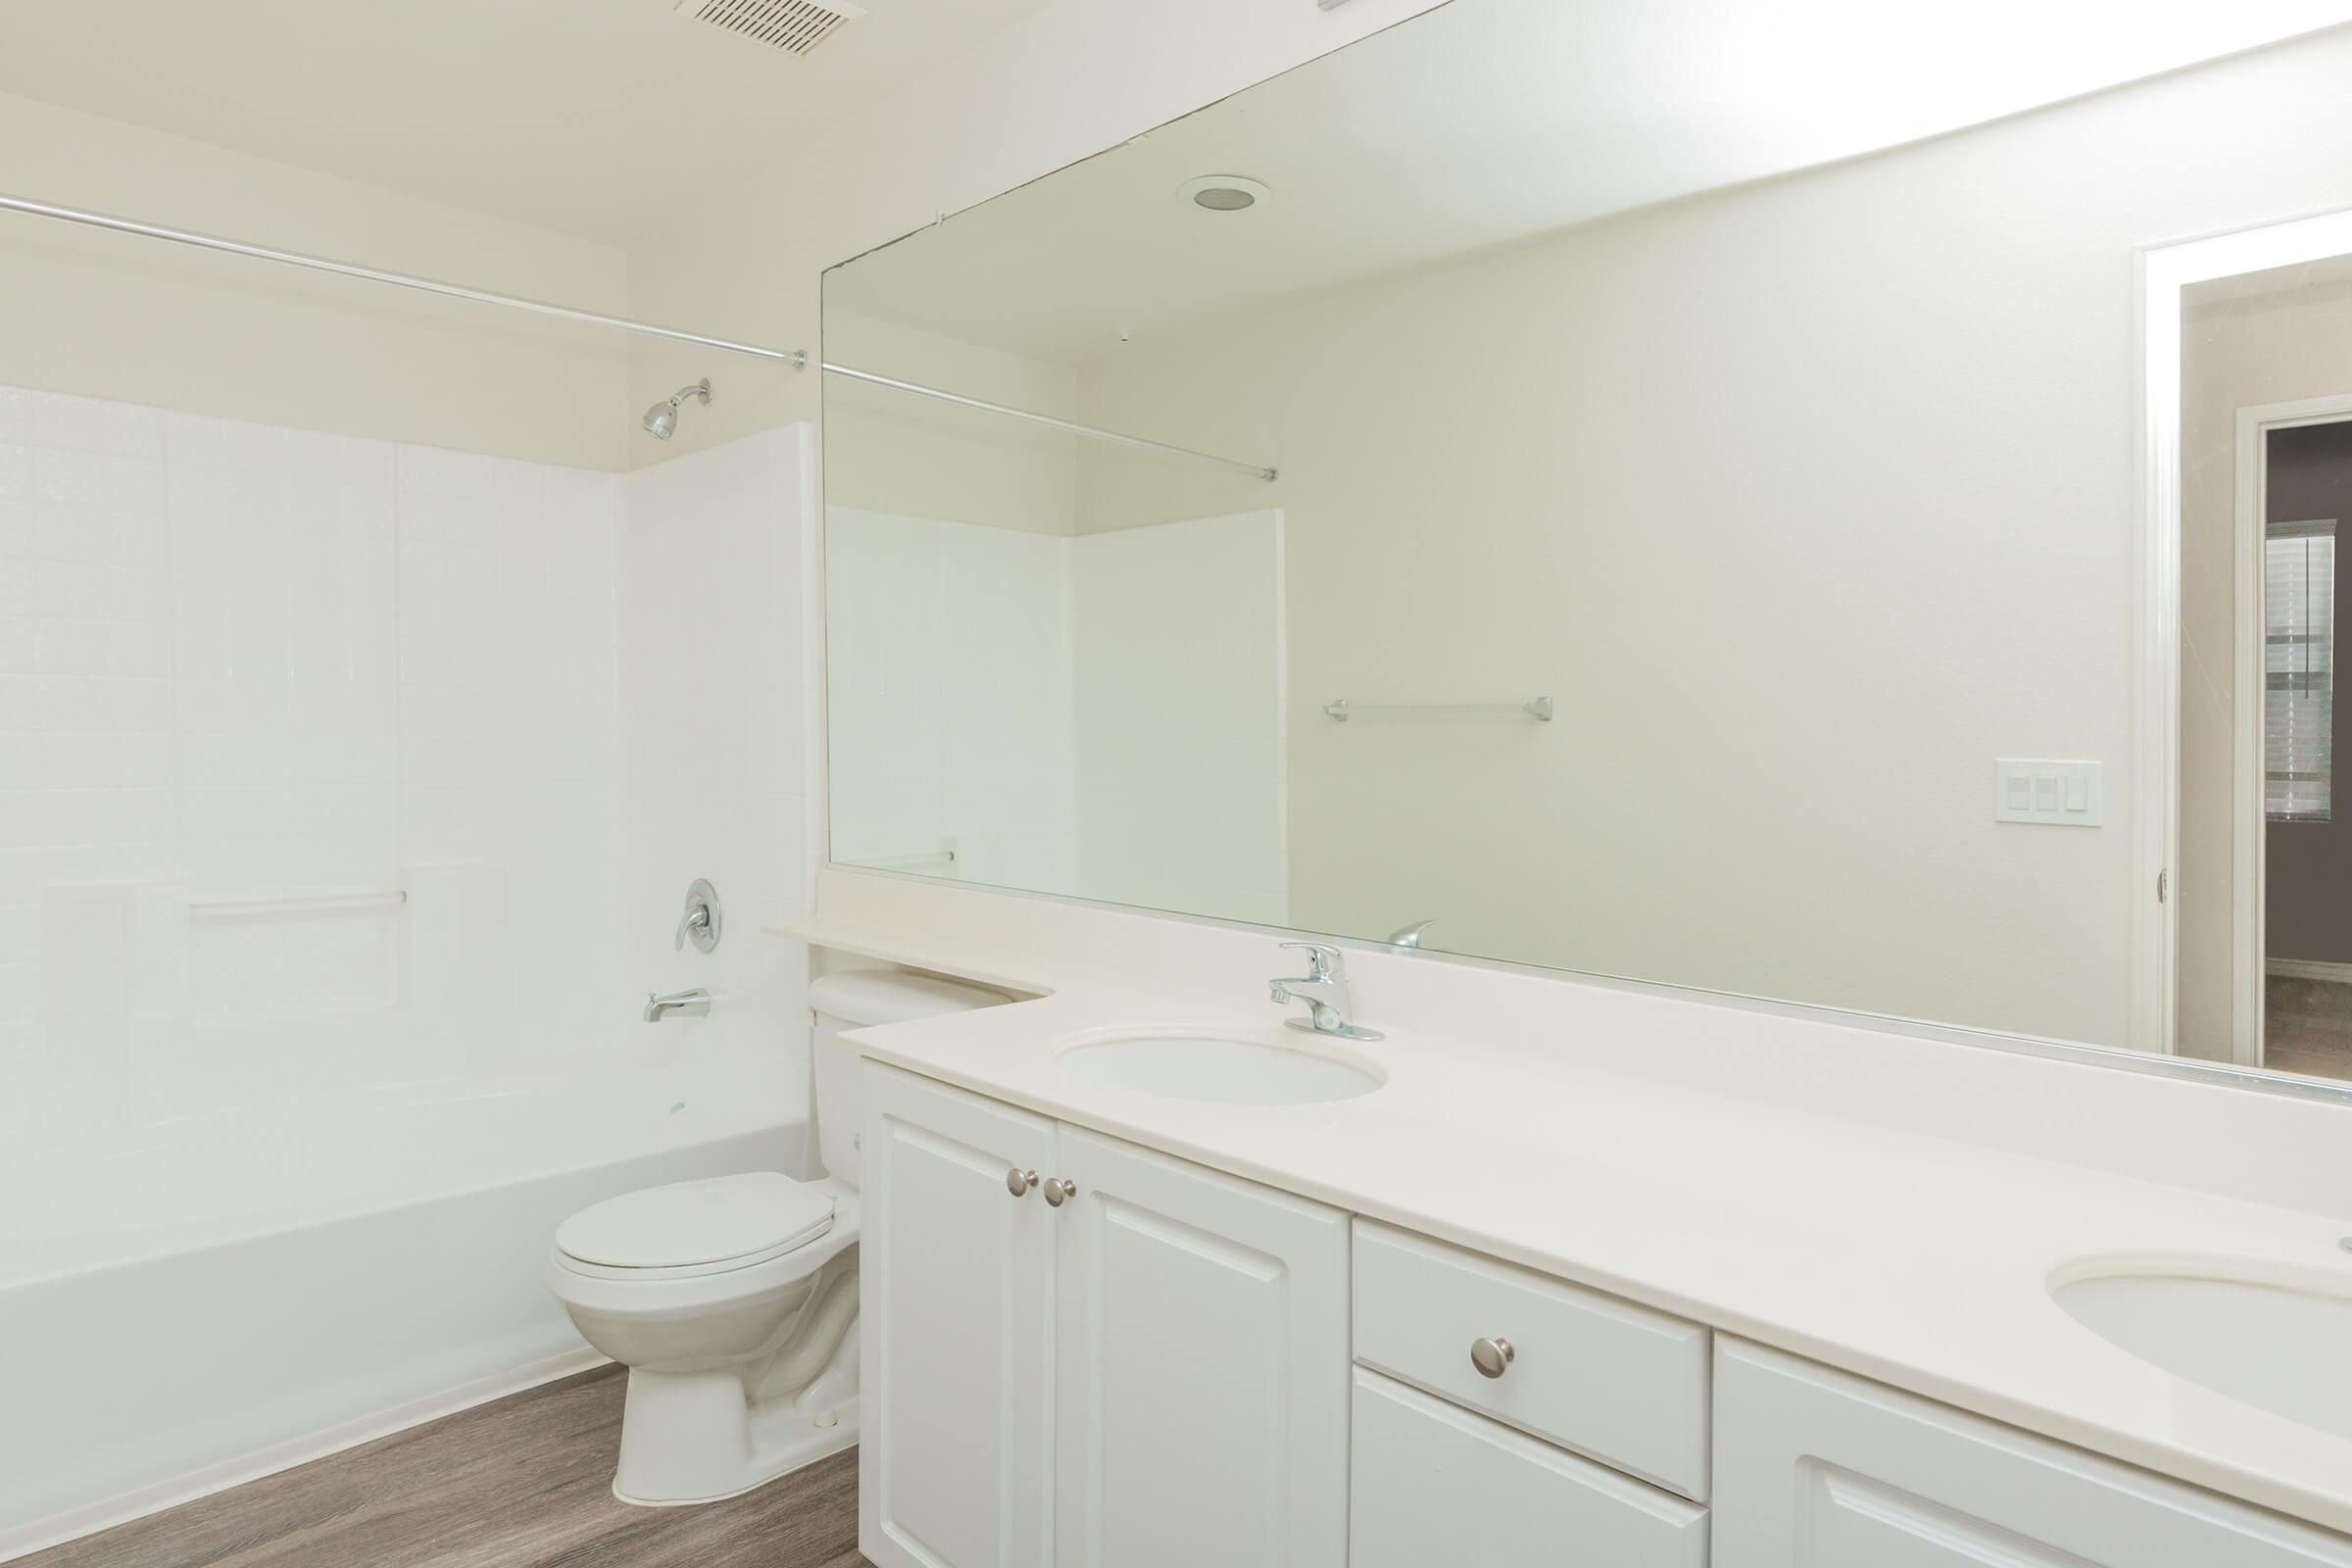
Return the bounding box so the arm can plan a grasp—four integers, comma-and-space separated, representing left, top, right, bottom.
1053, 1127, 1351, 1568
1714, 1340, 2352, 1567
861, 1065, 1058, 1568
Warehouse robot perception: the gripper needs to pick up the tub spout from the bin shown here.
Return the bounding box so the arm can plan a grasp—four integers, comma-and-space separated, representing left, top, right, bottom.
643, 988, 711, 1023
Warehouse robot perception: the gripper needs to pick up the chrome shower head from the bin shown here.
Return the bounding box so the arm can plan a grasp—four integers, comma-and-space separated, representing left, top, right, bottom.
641, 377, 711, 440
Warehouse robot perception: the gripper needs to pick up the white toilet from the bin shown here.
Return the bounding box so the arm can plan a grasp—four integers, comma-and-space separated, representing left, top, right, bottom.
547, 969, 1004, 1505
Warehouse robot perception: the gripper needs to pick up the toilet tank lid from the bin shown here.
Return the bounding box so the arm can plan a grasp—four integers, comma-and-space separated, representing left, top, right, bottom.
808, 969, 1009, 1027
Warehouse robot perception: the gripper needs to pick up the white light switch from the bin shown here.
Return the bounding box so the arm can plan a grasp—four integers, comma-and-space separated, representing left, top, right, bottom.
1995, 760, 2103, 826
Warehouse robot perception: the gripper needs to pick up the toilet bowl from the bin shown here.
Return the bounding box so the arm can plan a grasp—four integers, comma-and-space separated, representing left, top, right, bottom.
547, 969, 1006, 1505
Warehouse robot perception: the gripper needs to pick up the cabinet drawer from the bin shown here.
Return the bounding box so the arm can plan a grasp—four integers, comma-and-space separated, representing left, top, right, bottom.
1351, 1370, 1707, 1568
1352, 1220, 1710, 1499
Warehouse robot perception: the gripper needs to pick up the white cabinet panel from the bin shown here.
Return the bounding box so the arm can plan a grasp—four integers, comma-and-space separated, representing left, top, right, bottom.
861, 1066, 1059, 1568
1354, 1219, 1711, 1499
1714, 1340, 2352, 1568
1351, 1369, 1707, 1568
1054, 1127, 1350, 1568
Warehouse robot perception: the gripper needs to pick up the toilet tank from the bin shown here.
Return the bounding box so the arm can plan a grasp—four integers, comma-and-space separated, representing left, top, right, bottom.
808, 969, 1008, 1189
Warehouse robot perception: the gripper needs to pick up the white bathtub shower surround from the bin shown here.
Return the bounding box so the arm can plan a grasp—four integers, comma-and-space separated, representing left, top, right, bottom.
621, 426, 820, 1072
0, 384, 632, 1147
790, 868, 2352, 1539
0, 1064, 805, 1558
825, 506, 1286, 919
0, 397, 824, 1554
825, 505, 1076, 891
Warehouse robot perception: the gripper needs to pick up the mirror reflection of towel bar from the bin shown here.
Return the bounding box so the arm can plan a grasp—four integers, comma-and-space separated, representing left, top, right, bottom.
189, 889, 407, 920
1324, 697, 1552, 722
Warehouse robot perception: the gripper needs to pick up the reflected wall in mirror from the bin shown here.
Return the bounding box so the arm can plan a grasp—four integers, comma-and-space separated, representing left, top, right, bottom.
823, 0, 2352, 1088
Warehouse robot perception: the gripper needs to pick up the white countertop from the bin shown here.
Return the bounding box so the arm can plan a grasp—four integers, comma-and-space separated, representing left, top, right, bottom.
832, 972, 2352, 1534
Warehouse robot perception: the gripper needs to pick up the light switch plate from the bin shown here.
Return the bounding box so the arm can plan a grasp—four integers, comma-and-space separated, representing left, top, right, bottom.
1994, 760, 2103, 826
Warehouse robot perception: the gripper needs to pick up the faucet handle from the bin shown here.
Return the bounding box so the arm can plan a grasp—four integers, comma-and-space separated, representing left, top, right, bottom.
1278, 941, 1341, 978
674, 878, 721, 954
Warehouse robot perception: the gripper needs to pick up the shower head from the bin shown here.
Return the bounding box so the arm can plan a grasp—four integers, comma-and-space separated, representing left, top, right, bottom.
641, 377, 712, 440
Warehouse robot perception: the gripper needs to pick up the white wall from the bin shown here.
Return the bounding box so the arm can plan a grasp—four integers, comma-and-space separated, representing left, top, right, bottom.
0, 89, 631, 471
620, 427, 819, 1111
0, 385, 629, 1144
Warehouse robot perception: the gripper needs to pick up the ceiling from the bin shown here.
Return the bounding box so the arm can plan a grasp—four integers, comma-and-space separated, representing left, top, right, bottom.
0, 0, 1062, 246
827, 0, 2352, 368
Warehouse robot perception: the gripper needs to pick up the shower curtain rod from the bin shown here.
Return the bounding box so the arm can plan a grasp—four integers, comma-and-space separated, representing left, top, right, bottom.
0, 192, 810, 366
820, 362, 1279, 482
0, 192, 1279, 481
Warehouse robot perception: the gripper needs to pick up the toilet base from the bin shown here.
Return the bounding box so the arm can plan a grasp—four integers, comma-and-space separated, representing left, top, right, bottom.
612, 1368, 861, 1507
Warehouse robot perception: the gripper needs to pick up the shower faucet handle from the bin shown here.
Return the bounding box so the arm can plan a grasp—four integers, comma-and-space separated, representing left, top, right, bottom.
674, 878, 722, 954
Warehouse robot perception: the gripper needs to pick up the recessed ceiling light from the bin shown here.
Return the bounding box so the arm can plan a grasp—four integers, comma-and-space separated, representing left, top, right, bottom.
1179, 175, 1271, 213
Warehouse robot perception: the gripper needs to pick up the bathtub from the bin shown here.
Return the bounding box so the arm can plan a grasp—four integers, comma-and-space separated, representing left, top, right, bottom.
0, 1060, 805, 1558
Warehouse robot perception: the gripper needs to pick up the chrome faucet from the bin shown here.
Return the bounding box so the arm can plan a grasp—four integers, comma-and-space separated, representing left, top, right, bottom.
643, 987, 711, 1023
1386, 918, 1437, 952
1269, 942, 1384, 1042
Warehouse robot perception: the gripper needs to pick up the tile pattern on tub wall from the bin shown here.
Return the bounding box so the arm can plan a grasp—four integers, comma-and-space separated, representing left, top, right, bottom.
0, 384, 643, 1139
395, 443, 626, 1052
823, 504, 1074, 893
169, 418, 401, 899
621, 429, 812, 1066
1, 392, 184, 1137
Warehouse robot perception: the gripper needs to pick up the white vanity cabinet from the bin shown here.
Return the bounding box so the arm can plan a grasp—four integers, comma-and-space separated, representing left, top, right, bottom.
860, 1064, 1058, 1568
862, 1063, 2352, 1568
1712, 1341, 2352, 1567
860, 1065, 1351, 1568
1349, 1219, 1713, 1567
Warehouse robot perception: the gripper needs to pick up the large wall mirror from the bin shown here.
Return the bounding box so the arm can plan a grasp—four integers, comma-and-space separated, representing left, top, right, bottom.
822, 0, 2352, 1093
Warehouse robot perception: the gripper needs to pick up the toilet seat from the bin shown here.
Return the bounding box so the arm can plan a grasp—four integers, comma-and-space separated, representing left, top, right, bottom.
555, 1172, 835, 1282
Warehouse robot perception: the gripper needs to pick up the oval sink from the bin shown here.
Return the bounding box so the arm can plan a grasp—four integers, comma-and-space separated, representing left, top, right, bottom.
2052, 1269, 2352, 1442
1055, 1034, 1382, 1105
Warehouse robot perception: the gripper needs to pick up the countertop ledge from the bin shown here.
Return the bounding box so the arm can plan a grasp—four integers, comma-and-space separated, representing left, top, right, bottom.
833, 976, 2352, 1539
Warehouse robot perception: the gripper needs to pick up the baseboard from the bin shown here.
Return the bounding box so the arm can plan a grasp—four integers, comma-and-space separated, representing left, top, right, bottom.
2266, 956, 2352, 985
0, 1348, 610, 1564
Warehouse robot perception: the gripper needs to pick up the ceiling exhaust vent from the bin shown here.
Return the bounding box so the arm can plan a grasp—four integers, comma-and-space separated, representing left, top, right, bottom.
674, 0, 863, 56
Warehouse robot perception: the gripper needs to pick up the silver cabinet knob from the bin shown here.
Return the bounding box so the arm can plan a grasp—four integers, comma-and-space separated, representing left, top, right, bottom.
1043, 1177, 1079, 1207
1470, 1337, 1516, 1379
1006, 1168, 1038, 1198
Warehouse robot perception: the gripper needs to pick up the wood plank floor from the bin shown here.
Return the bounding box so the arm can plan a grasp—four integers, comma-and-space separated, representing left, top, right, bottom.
2265, 974, 2352, 1083
23, 1366, 867, 1568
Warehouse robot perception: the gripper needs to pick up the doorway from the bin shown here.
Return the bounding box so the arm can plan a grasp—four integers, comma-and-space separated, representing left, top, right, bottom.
2234, 408, 2352, 1074
2159, 229, 2352, 1082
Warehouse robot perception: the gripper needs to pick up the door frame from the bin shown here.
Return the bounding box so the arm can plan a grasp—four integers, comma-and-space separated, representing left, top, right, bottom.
2231, 395, 2352, 1067
2139, 204, 2352, 1056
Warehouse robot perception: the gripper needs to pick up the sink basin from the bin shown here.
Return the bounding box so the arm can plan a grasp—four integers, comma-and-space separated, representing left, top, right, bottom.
1054, 1034, 1382, 1105
2052, 1268, 2352, 1441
